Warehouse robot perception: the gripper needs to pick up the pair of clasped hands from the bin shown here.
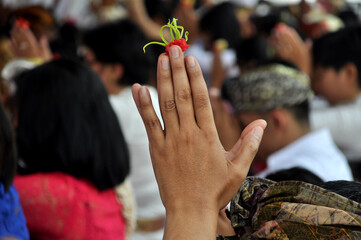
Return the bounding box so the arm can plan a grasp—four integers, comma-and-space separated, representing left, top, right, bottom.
132, 45, 266, 239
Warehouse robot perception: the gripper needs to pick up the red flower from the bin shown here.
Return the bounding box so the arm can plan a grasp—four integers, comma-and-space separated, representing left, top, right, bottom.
16, 17, 30, 29
165, 39, 190, 56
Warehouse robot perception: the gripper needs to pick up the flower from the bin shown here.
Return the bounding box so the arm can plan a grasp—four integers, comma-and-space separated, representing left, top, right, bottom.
143, 18, 189, 55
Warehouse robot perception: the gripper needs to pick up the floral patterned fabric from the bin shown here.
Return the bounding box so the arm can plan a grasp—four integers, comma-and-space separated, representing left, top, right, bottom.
14, 172, 126, 240
218, 177, 361, 240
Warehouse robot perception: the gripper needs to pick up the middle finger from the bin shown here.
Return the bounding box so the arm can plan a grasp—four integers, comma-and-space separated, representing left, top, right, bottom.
168, 45, 196, 128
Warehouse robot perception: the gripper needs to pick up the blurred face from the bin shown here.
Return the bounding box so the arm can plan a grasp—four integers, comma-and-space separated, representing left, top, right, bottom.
83, 48, 116, 94
236, 112, 278, 163
311, 66, 345, 105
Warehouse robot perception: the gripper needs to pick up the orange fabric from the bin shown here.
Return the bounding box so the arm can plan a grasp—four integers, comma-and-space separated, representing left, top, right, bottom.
14, 172, 125, 240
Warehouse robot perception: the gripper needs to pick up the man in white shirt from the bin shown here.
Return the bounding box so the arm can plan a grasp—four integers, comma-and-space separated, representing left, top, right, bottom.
311, 26, 361, 179
222, 62, 353, 182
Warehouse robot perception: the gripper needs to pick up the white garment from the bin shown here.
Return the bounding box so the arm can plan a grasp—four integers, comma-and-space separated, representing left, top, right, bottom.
256, 129, 353, 182
109, 86, 165, 240
185, 40, 240, 87
310, 95, 361, 162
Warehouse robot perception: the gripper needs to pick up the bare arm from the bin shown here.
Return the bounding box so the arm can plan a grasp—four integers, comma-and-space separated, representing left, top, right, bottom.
132, 45, 266, 239
125, 0, 164, 41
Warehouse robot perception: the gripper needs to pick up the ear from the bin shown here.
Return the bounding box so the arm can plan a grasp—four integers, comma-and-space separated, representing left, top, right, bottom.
110, 63, 124, 82
268, 109, 288, 132
340, 62, 358, 86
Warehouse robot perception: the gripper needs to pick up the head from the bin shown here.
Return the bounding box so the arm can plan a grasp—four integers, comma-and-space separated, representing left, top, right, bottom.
199, 2, 241, 50
83, 19, 154, 94
145, 0, 180, 25
236, 36, 269, 72
15, 58, 130, 190
0, 100, 16, 193
312, 26, 361, 105
222, 63, 313, 162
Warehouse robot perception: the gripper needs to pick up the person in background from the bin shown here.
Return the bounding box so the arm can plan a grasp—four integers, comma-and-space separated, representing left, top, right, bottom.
311, 26, 361, 180
0, 100, 29, 240
13, 58, 132, 239
222, 61, 353, 182
187, 2, 241, 86
83, 19, 165, 240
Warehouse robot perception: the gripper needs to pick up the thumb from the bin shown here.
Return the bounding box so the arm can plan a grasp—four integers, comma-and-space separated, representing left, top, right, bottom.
220, 120, 266, 206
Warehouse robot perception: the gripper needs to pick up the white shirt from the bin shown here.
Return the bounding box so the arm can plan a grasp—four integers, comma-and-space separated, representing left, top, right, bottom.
185, 40, 240, 87
257, 129, 354, 182
109, 86, 165, 240
310, 95, 361, 162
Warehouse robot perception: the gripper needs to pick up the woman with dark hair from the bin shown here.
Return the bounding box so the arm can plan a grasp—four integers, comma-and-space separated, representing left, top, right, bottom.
83, 19, 165, 240
13, 58, 131, 239
0, 101, 29, 240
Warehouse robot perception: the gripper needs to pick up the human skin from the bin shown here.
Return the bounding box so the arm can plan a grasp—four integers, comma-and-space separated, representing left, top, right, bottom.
132, 45, 266, 239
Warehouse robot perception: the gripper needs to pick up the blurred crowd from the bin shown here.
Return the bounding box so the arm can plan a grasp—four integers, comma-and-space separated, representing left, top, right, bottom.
0, 0, 361, 239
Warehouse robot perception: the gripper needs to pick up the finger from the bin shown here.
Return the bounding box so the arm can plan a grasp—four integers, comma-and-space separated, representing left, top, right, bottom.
10, 26, 21, 47
157, 54, 179, 133
219, 120, 266, 208
21, 27, 38, 48
185, 55, 215, 131
227, 119, 267, 163
39, 36, 52, 60
168, 45, 195, 128
131, 84, 164, 145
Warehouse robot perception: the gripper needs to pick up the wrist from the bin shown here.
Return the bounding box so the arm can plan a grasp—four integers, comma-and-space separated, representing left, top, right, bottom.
164, 206, 219, 239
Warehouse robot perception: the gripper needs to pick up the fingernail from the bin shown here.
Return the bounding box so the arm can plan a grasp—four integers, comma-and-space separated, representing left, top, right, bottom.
186, 56, 196, 67
170, 46, 179, 58
140, 86, 148, 98
252, 126, 263, 141
161, 57, 169, 70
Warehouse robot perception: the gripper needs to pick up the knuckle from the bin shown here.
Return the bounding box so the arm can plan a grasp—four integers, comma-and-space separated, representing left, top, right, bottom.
194, 93, 209, 110
189, 65, 202, 77
203, 130, 217, 142
146, 118, 160, 129
247, 138, 260, 155
176, 88, 192, 102
140, 100, 151, 108
159, 68, 171, 79
173, 61, 185, 71
162, 99, 176, 112
180, 129, 196, 145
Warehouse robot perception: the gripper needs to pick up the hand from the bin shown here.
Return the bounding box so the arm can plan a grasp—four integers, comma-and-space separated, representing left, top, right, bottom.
11, 23, 52, 61
132, 46, 266, 239
270, 23, 312, 75
209, 89, 241, 151
210, 43, 227, 89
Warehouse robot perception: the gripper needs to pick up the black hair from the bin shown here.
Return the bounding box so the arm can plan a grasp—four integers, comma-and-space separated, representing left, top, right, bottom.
236, 36, 269, 70
0, 101, 16, 192
320, 180, 361, 203
145, 0, 180, 24
284, 100, 310, 127
337, 7, 360, 27
313, 26, 361, 86
199, 2, 241, 49
83, 19, 155, 85
15, 58, 130, 191
50, 22, 80, 60
266, 167, 324, 185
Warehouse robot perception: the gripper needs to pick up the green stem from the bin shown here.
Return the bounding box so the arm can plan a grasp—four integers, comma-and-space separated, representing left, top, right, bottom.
143, 41, 166, 53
